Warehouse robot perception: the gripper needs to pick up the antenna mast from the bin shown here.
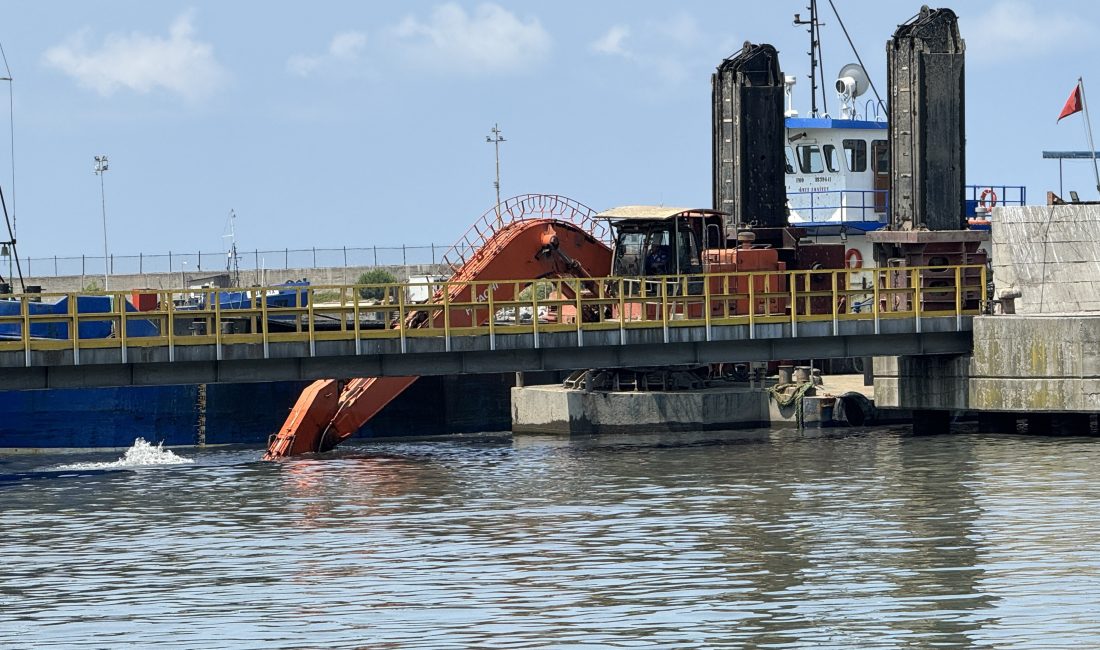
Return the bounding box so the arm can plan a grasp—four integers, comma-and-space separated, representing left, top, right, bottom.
794, 1, 827, 117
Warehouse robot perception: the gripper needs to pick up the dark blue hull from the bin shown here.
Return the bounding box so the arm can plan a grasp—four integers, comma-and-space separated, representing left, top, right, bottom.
0, 373, 521, 450
0, 382, 309, 449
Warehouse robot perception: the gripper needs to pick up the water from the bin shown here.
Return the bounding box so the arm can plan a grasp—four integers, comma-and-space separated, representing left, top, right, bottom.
3, 427, 1100, 648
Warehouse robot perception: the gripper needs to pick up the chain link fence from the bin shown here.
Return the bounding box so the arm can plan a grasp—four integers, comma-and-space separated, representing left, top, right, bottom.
16, 245, 447, 278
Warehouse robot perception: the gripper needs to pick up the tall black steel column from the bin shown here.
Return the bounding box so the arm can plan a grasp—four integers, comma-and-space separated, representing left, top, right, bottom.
886, 6, 966, 231
712, 42, 788, 231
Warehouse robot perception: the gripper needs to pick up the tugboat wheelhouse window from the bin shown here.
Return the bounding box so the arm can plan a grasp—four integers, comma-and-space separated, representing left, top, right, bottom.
797, 145, 824, 174
872, 139, 889, 173
823, 144, 840, 173
842, 139, 867, 172
784, 146, 796, 174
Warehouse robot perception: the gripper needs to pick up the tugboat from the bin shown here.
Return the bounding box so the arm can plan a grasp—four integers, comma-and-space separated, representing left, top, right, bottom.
778, 0, 1023, 274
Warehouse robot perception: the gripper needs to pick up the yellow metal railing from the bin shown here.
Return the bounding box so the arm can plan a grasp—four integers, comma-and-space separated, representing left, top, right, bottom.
0, 264, 987, 357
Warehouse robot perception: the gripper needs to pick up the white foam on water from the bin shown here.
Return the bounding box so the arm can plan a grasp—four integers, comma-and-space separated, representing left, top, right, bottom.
56, 438, 195, 470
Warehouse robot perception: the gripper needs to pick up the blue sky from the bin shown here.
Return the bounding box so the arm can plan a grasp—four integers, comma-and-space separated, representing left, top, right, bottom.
2, 0, 1099, 259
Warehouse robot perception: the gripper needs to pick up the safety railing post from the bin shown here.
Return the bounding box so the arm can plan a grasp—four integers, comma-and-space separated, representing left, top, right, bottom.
617, 278, 625, 345
789, 271, 798, 338
661, 276, 669, 344
530, 281, 540, 349
873, 269, 881, 335
398, 283, 407, 354
306, 286, 316, 357
748, 273, 756, 339
70, 291, 80, 366
488, 282, 496, 351
955, 265, 963, 331
443, 283, 452, 352
912, 268, 922, 334
214, 288, 223, 361
260, 285, 270, 359
575, 278, 583, 348
21, 294, 29, 367
166, 290, 175, 363
704, 274, 712, 342
831, 270, 839, 336
118, 292, 128, 364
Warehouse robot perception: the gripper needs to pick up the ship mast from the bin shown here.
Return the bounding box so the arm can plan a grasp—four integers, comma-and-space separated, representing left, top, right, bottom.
224, 209, 241, 287
794, 1, 828, 118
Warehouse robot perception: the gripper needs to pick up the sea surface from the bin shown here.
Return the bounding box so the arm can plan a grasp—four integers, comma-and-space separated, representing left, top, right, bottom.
2, 427, 1100, 648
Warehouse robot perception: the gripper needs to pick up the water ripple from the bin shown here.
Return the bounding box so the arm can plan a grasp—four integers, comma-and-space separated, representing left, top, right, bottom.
2, 431, 1100, 647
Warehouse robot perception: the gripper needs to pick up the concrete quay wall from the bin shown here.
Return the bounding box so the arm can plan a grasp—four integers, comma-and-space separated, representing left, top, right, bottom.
20, 263, 449, 293
970, 314, 1100, 412
992, 204, 1100, 314
875, 314, 1100, 414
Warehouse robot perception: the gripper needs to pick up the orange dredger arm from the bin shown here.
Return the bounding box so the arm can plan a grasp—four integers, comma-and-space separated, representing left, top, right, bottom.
263, 218, 611, 459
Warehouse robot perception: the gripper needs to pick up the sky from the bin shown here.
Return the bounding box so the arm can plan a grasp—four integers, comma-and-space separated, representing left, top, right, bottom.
1, 0, 1099, 260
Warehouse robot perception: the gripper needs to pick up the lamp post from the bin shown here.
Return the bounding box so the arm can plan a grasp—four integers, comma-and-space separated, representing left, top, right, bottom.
93, 154, 109, 291
485, 123, 505, 226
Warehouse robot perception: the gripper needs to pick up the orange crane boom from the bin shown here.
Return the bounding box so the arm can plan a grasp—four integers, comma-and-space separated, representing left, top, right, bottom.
265, 197, 612, 459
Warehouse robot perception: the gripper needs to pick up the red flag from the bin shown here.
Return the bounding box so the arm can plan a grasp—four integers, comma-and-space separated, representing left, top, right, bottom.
1059, 83, 1083, 122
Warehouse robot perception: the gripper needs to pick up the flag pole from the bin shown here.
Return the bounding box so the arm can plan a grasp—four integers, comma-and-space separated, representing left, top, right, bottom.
1079, 77, 1100, 194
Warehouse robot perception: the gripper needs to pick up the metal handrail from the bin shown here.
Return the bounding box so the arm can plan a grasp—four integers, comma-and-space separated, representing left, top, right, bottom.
787, 189, 889, 223
965, 184, 1027, 207
0, 264, 987, 358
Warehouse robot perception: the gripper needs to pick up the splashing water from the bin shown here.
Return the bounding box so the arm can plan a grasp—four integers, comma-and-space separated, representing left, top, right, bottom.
56, 438, 195, 470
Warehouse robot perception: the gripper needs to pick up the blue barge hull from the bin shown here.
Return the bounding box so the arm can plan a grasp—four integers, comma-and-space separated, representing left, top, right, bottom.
0, 373, 521, 451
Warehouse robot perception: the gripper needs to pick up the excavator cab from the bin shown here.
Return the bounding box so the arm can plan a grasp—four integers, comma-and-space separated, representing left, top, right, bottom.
598, 206, 725, 295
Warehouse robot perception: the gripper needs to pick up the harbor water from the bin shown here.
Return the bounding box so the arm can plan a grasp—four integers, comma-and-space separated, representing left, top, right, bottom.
2, 427, 1100, 648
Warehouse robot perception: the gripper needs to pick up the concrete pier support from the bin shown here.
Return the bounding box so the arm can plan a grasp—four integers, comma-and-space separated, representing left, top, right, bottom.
912, 409, 952, 435
978, 412, 1017, 433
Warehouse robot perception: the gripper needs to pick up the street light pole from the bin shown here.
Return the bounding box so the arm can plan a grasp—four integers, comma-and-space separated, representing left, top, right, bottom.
94, 154, 109, 291
486, 123, 505, 225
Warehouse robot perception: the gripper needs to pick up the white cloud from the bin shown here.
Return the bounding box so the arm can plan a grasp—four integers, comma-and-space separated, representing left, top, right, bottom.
329, 32, 367, 60
590, 13, 704, 85
287, 31, 368, 77
43, 12, 227, 102
389, 3, 551, 74
591, 26, 631, 57
965, 1, 1091, 65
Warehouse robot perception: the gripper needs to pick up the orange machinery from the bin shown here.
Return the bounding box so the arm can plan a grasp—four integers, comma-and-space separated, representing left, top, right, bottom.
265, 211, 612, 458
600, 206, 788, 321
265, 202, 826, 459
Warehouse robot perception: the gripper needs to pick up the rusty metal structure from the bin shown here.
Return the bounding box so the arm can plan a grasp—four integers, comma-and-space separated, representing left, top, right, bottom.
886, 6, 966, 232
266, 195, 613, 458
870, 5, 987, 311
712, 42, 789, 231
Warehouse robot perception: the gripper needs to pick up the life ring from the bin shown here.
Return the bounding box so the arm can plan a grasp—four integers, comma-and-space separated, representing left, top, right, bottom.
979, 187, 998, 209
845, 248, 863, 269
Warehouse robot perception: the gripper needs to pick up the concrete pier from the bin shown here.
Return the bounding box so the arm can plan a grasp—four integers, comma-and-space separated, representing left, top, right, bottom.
511, 376, 872, 435
873, 204, 1100, 435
